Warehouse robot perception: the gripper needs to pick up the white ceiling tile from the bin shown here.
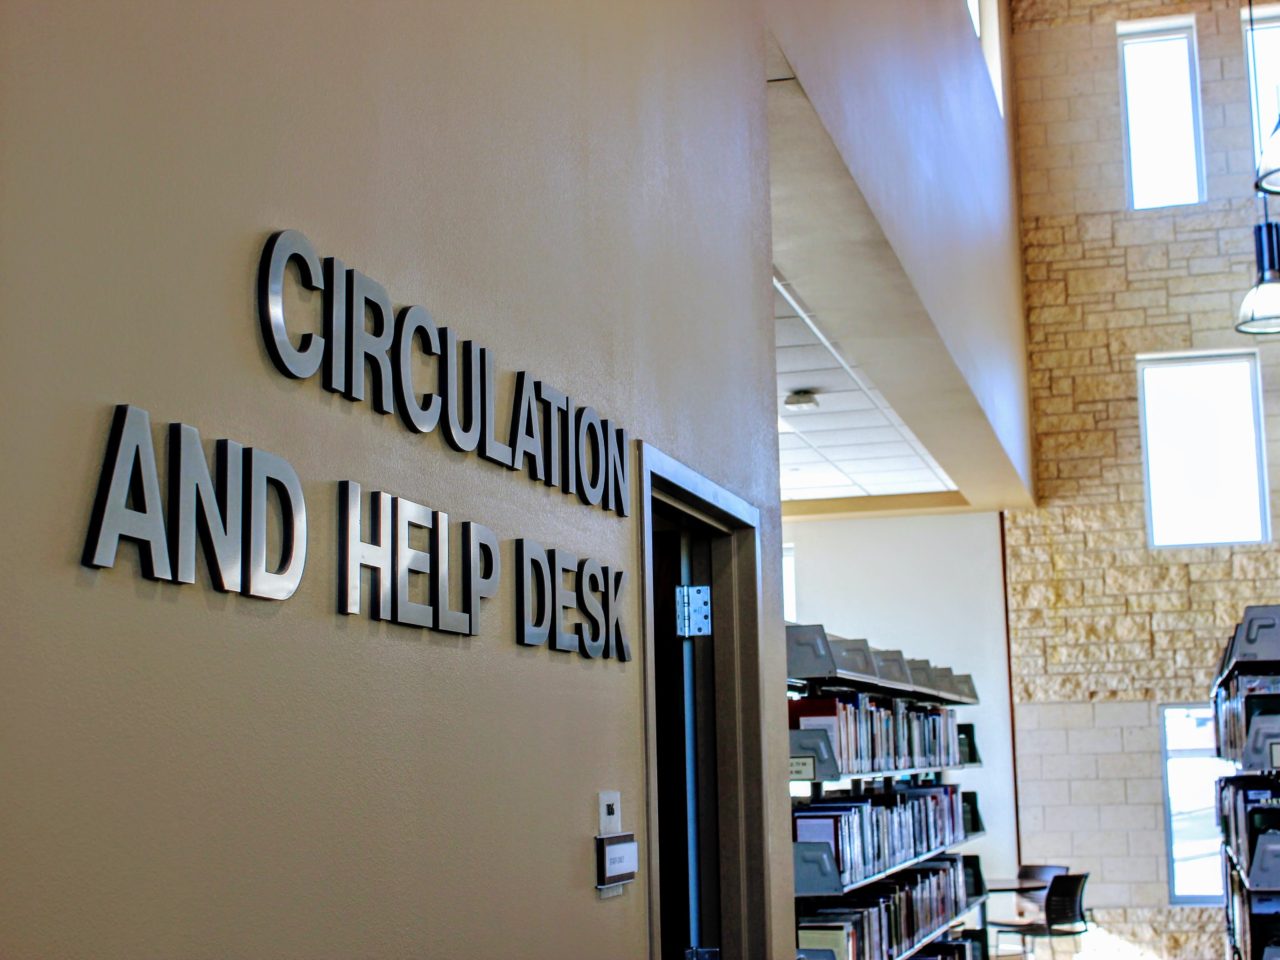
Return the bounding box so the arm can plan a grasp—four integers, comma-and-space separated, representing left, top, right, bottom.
775, 317, 814, 348
779, 465, 853, 488
775, 389, 877, 413
800, 426, 906, 448
780, 447, 827, 466
817, 441, 918, 461
777, 368, 856, 395
832, 456, 930, 474
774, 289, 799, 319
776, 344, 840, 374
859, 480, 950, 495
781, 409, 891, 432
782, 484, 868, 501
846, 469, 942, 487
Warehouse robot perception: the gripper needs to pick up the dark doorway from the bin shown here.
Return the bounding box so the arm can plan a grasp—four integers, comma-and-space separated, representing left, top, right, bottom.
653, 509, 722, 959
638, 444, 769, 960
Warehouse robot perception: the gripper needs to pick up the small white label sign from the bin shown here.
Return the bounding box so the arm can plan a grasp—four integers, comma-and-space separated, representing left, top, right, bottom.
789, 756, 816, 780
607, 841, 639, 877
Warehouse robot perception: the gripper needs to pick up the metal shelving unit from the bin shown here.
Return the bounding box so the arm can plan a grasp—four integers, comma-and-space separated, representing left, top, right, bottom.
788, 622, 988, 958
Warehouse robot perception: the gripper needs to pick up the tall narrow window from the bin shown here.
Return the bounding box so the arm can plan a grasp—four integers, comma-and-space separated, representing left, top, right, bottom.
1245, 8, 1280, 166
1161, 705, 1235, 905
1137, 351, 1270, 548
1118, 18, 1206, 209
782, 544, 797, 622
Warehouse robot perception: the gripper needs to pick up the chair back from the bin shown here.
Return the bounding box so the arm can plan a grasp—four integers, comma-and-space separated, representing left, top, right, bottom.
1043, 872, 1089, 929
1017, 864, 1067, 910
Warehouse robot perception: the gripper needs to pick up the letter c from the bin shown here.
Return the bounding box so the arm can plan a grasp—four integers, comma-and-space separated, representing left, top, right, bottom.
257, 230, 325, 380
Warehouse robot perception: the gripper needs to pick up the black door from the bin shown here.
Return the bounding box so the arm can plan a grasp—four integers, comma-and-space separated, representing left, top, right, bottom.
652, 503, 721, 960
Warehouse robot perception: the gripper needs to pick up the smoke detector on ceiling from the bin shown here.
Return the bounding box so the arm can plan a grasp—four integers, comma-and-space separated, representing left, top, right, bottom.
783, 389, 820, 411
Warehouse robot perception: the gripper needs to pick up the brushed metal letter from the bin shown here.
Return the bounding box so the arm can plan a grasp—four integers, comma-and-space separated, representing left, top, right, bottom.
462, 521, 501, 636
339, 481, 393, 619
549, 548, 579, 654
575, 406, 606, 507
83, 404, 172, 581
242, 448, 307, 601
433, 511, 470, 635
394, 497, 434, 628
576, 557, 606, 659
168, 423, 243, 591
479, 348, 515, 469
344, 270, 395, 413
509, 372, 545, 481
603, 566, 630, 661
537, 382, 568, 490
257, 230, 325, 380
604, 421, 630, 517
516, 538, 552, 646
392, 305, 442, 434
439, 328, 482, 452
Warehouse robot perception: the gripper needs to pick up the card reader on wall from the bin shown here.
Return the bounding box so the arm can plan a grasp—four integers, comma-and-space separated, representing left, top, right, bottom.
595, 833, 638, 888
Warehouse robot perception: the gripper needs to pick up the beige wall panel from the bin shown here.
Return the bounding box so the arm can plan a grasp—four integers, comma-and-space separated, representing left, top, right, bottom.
0, 2, 787, 958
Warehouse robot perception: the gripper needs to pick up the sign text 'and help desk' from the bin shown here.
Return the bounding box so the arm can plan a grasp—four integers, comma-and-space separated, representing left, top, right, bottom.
80, 230, 633, 661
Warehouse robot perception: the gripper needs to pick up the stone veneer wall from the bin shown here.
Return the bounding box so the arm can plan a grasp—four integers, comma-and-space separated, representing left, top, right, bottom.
1007, 2, 1280, 957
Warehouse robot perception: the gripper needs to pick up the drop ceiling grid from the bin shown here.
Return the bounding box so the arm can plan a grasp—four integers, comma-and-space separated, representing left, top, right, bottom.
774, 281, 957, 501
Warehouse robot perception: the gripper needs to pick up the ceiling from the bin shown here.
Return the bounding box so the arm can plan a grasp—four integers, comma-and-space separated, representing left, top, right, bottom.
775, 282, 956, 501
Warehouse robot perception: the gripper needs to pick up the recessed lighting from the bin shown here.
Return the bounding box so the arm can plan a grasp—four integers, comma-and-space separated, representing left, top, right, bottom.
784, 389, 819, 411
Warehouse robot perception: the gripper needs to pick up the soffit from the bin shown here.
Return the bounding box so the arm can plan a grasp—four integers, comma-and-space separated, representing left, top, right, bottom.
768, 75, 1034, 513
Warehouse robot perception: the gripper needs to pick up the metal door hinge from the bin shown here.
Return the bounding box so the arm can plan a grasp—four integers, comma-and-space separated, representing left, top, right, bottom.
675, 585, 711, 637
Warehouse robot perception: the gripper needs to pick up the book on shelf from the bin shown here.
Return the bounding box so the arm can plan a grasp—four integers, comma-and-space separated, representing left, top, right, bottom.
793, 784, 965, 887
797, 855, 974, 960
789, 694, 961, 776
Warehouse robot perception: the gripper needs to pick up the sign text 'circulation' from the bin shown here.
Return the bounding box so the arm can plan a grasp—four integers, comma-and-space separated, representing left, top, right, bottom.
258, 230, 630, 516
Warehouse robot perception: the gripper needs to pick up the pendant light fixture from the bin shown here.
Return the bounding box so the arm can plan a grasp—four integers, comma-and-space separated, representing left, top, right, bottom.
1237, 220, 1280, 333
1238, 0, 1280, 332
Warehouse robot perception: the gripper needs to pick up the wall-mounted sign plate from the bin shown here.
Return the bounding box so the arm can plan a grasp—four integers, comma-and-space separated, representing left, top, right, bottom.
595, 832, 638, 888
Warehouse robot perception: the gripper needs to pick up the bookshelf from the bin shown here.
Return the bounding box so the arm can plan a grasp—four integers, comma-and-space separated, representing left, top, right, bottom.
1213, 605, 1280, 960
788, 623, 988, 960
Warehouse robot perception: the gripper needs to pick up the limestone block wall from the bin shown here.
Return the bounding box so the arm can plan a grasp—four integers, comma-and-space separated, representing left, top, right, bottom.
1007, 2, 1280, 957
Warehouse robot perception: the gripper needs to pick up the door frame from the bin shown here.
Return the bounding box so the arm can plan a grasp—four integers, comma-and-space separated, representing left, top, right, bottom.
637, 442, 770, 960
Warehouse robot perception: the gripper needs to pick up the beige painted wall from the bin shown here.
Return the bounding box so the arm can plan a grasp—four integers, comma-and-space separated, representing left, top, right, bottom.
0, 3, 788, 958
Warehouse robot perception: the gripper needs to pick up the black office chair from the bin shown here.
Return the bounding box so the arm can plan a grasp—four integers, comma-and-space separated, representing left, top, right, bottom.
989, 872, 1090, 958
1015, 864, 1067, 917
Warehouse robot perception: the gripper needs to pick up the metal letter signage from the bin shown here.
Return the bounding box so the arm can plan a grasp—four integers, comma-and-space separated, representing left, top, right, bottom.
254, 229, 632, 518
80, 229, 634, 662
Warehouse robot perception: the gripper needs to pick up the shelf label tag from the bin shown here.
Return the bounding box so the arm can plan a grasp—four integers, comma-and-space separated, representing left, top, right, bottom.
789, 756, 816, 780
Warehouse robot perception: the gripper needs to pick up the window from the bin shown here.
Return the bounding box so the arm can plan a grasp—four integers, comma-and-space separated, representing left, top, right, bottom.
1118, 18, 1206, 209
1137, 351, 1270, 548
967, 0, 980, 36
1161, 705, 1235, 905
1244, 6, 1280, 166
782, 544, 797, 622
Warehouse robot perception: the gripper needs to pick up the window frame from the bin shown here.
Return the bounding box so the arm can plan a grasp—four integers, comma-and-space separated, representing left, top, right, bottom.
1243, 5, 1280, 167
1159, 703, 1233, 906
1117, 16, 1208, 210
1136, 349, 1271, 550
